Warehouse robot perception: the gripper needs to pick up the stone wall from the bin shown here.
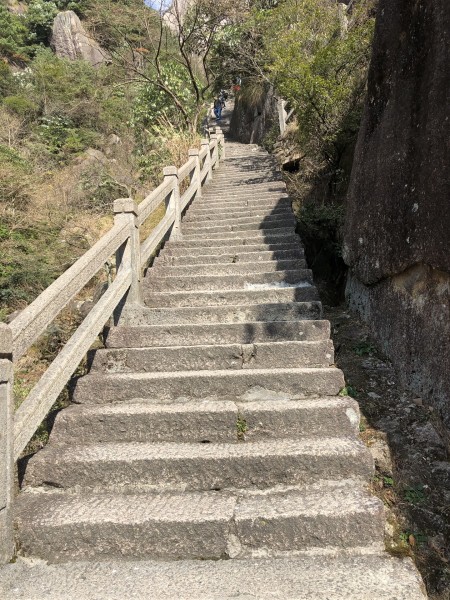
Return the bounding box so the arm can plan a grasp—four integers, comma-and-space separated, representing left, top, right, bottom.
343, 0, 450, 435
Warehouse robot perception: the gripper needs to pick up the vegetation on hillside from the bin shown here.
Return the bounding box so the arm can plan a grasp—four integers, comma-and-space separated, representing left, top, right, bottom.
0, 0, 224, 318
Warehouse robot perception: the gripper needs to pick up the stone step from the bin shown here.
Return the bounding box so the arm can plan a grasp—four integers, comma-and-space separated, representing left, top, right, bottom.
150, 259, 307, 277
144, 285, 317, 307
24, 437, 371, 491
155, 248, 305, 267
166, 235, 300, 249
16, 482, 383, 562
180, 227, 295, 242
184, 203, 292, 218
72, 367, 345, 404
162, 241, 301, 255
191, 197, 289, 210
119, 302, 322, 326
49, 397, 360, 444
0, 555, 427, 599
181, 217, 295, 234
144, 270, 312, 292
105, 319, 331, 348
89, 340, 334, 373
183, 207, 293, 223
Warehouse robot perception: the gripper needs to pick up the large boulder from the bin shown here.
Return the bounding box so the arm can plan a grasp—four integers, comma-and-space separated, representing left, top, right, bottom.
343, 0, 450, 434
50, 11, 107, 67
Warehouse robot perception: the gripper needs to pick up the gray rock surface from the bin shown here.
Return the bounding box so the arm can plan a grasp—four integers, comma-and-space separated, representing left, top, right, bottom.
343, 0, 450, 433
50, 11, 107, 67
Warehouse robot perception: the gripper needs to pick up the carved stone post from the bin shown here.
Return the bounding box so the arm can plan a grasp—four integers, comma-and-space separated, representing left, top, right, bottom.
215, 126, 225, 160
163, 166, 182, 240
210, 134, 219, 170
0, 323, 14, 563
188, 149, 202, 199
201, 139, 212, 183
113, 198, 143, 313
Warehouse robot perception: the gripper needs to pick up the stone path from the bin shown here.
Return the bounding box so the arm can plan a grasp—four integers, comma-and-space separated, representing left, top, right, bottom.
0, 138, 426, 598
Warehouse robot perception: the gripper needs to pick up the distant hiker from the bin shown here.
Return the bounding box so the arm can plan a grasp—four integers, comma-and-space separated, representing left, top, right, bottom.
213, 97, 223, 121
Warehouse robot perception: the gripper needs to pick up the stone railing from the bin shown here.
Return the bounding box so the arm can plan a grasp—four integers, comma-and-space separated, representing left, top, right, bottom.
0, 128, 225, 562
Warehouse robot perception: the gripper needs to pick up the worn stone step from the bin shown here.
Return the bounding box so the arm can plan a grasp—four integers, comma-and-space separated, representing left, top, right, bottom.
16, 490, 236, 562
188, 194, 288, 206
24, 437, 371, 491
16, 482, 383, 562
183, 207, 293, 223
49, 397, 360, 444
106, 319, 331, 348
144, 285, 316, 307
150, 259, 307, 277
51, 401, 238, 444
162, 241, 301, 255
0, 555, 427, 599
89, 340, 334, 373
145, 270, 312, 292
167, 236, 300, 249
155, 248, 305, 267
181, 217, 295, 234
180, 227, 295, 242
184, 203, 292, 218
72, 366, 344, 404
119, 302, 322, 326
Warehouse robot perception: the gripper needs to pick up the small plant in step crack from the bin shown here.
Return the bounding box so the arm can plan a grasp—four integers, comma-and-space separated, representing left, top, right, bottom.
353, 340, 376, 356
237, 417, 248, 439
338, 385, 358, 398
399, 531, 428, 548
403, 485, 427, 505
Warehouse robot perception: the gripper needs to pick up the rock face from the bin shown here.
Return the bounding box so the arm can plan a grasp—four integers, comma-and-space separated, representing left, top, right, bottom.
343, 0, 450, 434
50, 11, 107, 67
229, 86, 277, 145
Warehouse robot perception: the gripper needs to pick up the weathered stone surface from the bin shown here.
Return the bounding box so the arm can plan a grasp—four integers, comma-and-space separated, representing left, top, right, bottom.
0, 555, 427, 599
24, 437, 373, 491
155, 248, 305, 267
122, 301, 322, 326
151, 259, 307, 277
235, 482, 384, 551
343, 0, 450, 432
50, 11, 107, 67
144, 286, 317, 308
239, 397, 360, 439
72, 367, 345, 404
146, 270, 312, 291
105, 320, 332, 348
90, 340, 334, 373
16, 491, 236, 562
50, 401, 239, 444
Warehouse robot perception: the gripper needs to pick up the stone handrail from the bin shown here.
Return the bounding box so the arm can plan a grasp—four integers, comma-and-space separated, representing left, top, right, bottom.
0, 127, 225, 563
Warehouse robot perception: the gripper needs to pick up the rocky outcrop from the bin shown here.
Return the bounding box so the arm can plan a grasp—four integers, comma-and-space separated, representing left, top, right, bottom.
343, 0, 450, 434
229, 85, 277, 145
50, 11, 107, 67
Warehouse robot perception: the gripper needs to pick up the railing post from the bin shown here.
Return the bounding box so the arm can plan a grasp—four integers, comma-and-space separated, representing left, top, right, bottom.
201, 139, 212, 183
188, 149, 202, 199
163, 166, 182, 240
113, 198, 143, 308
210, 133, 219, 170
215, 126, 226, 160
0, 323, 14, 563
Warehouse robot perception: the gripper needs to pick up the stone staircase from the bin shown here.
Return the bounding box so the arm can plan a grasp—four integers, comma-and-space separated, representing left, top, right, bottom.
1, 141, 426, 598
